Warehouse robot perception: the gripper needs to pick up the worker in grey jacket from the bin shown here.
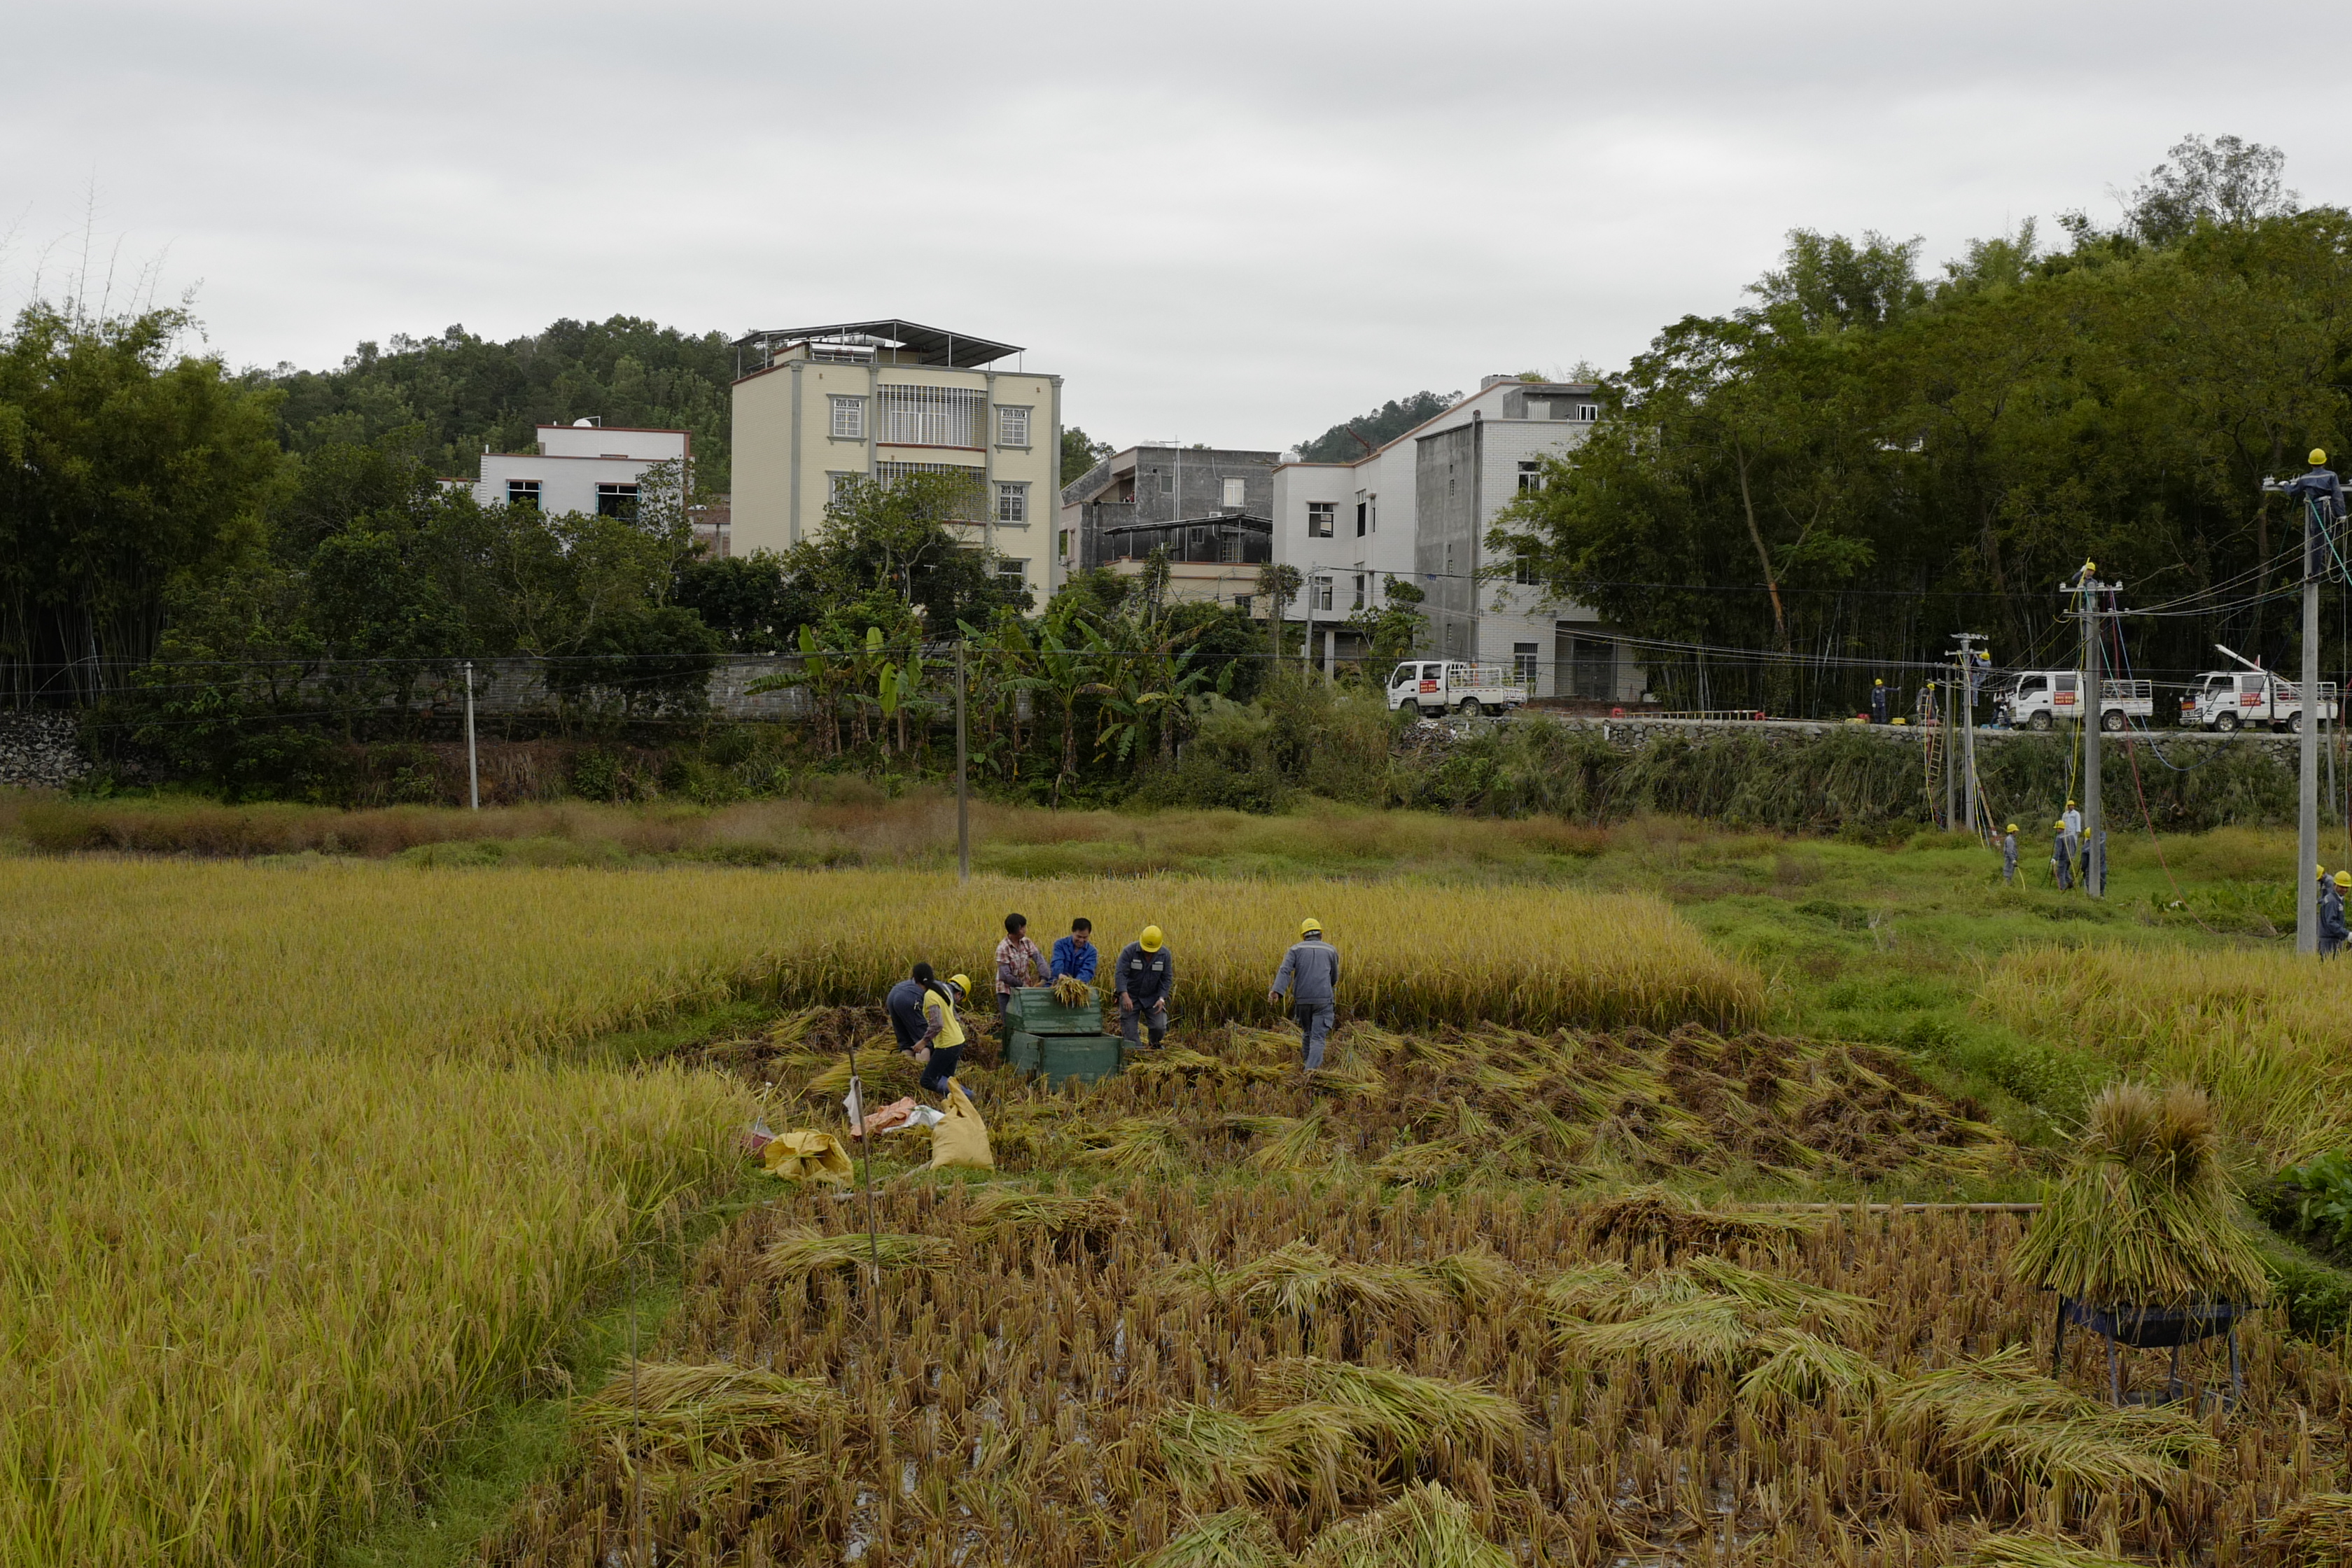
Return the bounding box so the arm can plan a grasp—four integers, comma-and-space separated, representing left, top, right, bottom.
1268, 918, 1340, 1070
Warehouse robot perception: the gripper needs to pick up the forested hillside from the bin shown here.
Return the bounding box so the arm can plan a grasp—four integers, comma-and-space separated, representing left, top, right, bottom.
1497, 135, 2352, 715
257, 317, 741, 491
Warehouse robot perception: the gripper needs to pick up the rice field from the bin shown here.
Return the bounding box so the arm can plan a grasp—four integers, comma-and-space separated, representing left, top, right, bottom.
482, 1179, 2350, 1567
0, 856, 1759, 1567
1981, 946, 2352, 1169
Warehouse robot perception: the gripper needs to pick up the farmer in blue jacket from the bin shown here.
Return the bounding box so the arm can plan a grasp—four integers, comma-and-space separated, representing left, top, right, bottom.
1049, 917, 1098, 983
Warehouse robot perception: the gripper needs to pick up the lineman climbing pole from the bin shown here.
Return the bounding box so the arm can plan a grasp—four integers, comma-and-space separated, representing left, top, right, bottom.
2063, 565, 2115, 899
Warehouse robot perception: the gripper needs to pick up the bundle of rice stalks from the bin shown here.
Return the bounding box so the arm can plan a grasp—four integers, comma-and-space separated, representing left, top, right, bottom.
1050, 974, 1098, 1009
1735, 1334, 1888, 1413
2252, 1492, 2352, 1567
1140, 1508, 1289, 1568
1247, 1114, 1331, 1173
1296, 1483, 1514, 1568
1194, 1240, 1448, 1324
2010, 1082, 2269, 1308
965, 1187, 1128, 1242
1880, 1348, 2218, 1495
1543, 1256, 1875, 1387
1371, 1139, 1464, 1184
1304, 1063, 1389, 1099
1252, 1358, 1529, 1452
573, 1362, 840, 1499
1077, 1116, 1190, 1174
801, 1044, 919, 1101
1415, 1247, 1522, 1311
759, 1228, 957, 1289
766, 1007, 827, 1049
1578, 1185, 1821, 1256
1959, 1533, 2137, 1568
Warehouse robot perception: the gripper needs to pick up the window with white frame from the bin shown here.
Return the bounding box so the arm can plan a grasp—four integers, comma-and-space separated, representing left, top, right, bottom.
1222, 477, 1245, 508
1307, 502, 1335, 538
828, 472, 862, 505
1058, 528, 1071, 559
1515, 551, 1540, 586
830, 396, 865, 440
1577, 402, 1599, 421
595, 482, 640, 519
1518, 461, 1544, 494
1368, 496, 1377, 533
996, 482, 1029, 524
1352, 573, 1366, 610
506, 478, 542, 509
1513, 643, 1540, 687
1313, 578, 1334, 612
1158, 470, 1172, 494
996, 405, 1030, 447
997, 558, 1027, 588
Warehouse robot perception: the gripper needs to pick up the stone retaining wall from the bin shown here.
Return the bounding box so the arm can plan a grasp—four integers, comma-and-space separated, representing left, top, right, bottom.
1538, 712, 2302, 764
0, 712, 92, 790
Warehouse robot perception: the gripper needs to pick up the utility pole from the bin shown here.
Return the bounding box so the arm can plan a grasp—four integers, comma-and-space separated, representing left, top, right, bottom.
955, 640, 970, 883
1940, 671, 1956, 830
2064, 566, 2113, 898
463, 659, 479, 811
2301, 494, 2323, 954
1953, 632, 1987, 839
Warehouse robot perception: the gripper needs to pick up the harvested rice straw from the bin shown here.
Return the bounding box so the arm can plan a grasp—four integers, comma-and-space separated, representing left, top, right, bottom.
965, 1188, 1128, 1241
1880, 1348, 2218, 1496
2010, 1082, 2269, 1308
2253, 1492, 2352, 1568
1296, 1482, 1514, 1568
1960, 1534, 2137, 1568
1139, 1508, 1287, 1568
758, 1229, 955, 1288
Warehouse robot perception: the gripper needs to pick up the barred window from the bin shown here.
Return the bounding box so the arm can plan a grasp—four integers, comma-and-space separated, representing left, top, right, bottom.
878, 384, 985, 446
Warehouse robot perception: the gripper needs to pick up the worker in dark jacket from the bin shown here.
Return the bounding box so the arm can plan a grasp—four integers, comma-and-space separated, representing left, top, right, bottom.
2325, 871, 2350, 958
1869, 679, 1888, 724
1114, 925, 1173, 1049
2001, 823, 2019, 885
2279, 449, 2345, 522
2051, 821, 2074, 891
886, 964, 933, 1054
1269, 918, 1341, 1070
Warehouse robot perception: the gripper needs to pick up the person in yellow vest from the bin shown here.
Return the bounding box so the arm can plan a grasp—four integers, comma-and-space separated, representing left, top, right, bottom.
914, 972, 970, 1095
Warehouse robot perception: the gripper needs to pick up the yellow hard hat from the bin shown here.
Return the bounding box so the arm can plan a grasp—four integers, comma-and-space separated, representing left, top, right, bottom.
2066, 799, 2076, 807
2054, 820, 2067, 830
2336, 872, 2351, 888
1873, 678, 1883, 686
2313, 449, 2329, 465
2006, 822, 2018, 832
1300, 918, 1323, 937
1139, 925, 1163, 951
946, 973, 971, 997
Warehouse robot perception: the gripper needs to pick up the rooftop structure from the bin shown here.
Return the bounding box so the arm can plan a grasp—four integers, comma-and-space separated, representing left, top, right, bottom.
732, 319, 1023, 378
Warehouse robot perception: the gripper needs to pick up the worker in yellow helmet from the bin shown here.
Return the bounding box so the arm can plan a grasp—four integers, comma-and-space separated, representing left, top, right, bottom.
1115, 925, 1172, 1050
2051, 820, 2075, 891
1269, 918, 1341, 1071
2326, 872, 2351, 958
2280, 449, 2344, 526
1870, 678, 1888, 725
2001, 822, 2019, 885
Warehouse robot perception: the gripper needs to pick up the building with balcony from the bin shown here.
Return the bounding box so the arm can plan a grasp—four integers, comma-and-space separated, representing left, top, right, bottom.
728, 319, 1061, 600
1097, 512, 1272, 606
471, 420, 690, 518
1057, 443, 1280, 581
1270, 377, 1645, 699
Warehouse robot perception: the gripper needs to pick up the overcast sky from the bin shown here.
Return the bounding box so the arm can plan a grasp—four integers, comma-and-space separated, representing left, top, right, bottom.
6, 1, 2348, 451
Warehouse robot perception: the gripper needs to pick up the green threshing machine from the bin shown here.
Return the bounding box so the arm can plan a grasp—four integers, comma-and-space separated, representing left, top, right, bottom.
1003, 986, 1126, 1088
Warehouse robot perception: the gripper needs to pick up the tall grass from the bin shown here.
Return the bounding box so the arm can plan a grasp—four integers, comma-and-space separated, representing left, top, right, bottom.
1980, 944, 2352, 1166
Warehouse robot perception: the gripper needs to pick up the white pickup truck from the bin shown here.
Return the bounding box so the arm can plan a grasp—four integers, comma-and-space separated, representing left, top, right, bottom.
1386, 660, 1530, 718
1994, 671, 2154, 732
2181, 670, 2341, 733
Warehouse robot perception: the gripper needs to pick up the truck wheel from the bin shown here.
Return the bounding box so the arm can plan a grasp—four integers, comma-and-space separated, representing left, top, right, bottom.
2287, 711, 2304, 734
2027, 711, 2052, 733
2215, 712, 2239, 734
1457, 698, 1484, 717
2101, 708, 2126, 732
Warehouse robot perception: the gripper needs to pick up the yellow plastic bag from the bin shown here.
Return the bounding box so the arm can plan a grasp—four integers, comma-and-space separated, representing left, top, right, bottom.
762, 1129, 853, 1184
929, 1081, 995, 1171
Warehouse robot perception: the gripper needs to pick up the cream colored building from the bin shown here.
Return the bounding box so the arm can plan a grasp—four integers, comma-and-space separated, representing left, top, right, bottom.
729, 319, 1062, 600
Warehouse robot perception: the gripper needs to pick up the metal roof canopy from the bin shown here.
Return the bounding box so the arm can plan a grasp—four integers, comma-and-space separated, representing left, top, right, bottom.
734, 318, 1021, 369
1101, 513, 1273, 536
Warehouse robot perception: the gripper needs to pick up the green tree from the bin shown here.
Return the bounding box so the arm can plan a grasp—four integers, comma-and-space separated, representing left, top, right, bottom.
1296, 391, 1459, 463
1062, 426, 1114, 484
0, 304, 284, 704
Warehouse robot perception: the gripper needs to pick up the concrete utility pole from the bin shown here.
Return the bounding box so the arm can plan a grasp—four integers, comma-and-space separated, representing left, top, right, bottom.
463, 660, 479, 811
2300, 496, 2323, 954
1940, 674, 1956, 830
2064, 567, 2113, 899
1952, 632, 1987, 840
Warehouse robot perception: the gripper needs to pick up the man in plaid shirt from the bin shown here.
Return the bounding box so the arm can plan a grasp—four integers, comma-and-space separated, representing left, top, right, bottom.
994, 911, 1044, 1032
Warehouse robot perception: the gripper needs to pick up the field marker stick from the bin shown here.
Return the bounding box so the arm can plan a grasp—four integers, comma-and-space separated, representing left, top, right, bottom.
955, 640, 969, 883
463, 660, 479, 811
845, 1038, 884, 1353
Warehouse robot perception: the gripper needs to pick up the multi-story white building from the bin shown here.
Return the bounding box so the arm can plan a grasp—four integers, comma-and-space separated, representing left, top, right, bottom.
728, 319, 1061, 600
1270, 377, 1645, 702
472, 421, 691, 518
